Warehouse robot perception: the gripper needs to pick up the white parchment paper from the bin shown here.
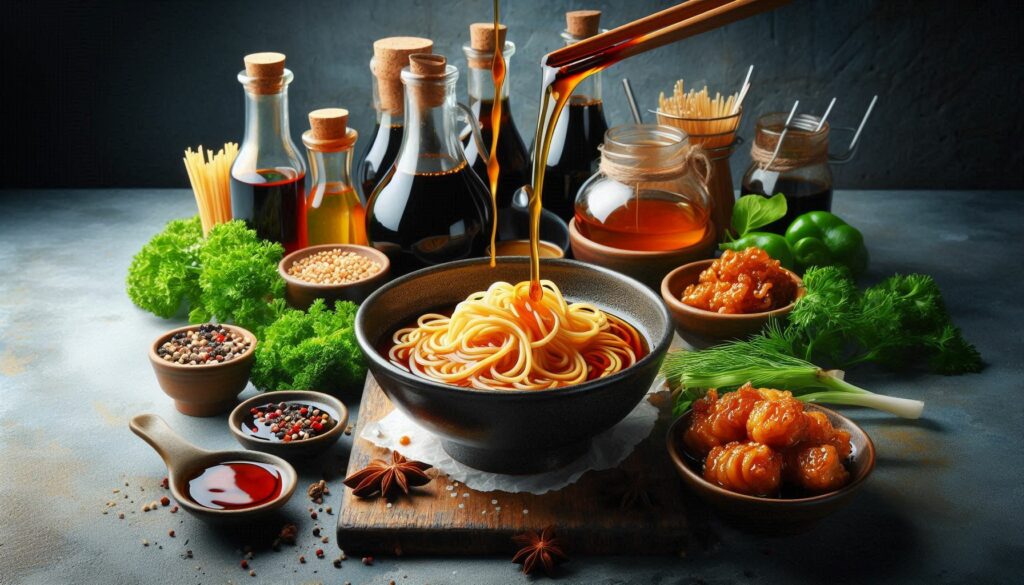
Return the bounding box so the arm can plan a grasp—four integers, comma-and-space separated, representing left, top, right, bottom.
360, 379, 668, 495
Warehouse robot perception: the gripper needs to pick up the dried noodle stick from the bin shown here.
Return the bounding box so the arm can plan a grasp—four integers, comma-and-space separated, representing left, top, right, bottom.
183, 142, 238, 235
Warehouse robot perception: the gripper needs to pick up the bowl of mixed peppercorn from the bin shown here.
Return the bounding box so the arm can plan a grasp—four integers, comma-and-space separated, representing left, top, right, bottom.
149, 323, 256, 416
279, 244, 390, 310
228, 390, 348, 459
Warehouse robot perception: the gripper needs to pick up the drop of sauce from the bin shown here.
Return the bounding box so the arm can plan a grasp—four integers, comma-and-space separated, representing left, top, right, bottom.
187, 461, 283, 510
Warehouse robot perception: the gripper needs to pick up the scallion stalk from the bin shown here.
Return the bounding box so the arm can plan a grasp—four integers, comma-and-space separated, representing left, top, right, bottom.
662, 334, 924, 419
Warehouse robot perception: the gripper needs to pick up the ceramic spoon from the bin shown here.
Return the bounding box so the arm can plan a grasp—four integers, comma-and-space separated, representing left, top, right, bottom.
129, 413, 297, 523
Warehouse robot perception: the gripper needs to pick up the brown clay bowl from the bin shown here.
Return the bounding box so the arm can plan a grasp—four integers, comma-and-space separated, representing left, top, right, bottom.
569, 218, 716, 289
130, 414, 297, 523
279, 244, 391, 309
667, 403, 876, 535
148, 324, 256, 417
228, 390, 348, 459
660, 259, 804, 347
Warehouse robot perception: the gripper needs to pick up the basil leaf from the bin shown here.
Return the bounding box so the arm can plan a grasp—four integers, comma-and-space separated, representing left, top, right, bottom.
731, 193, 788, 237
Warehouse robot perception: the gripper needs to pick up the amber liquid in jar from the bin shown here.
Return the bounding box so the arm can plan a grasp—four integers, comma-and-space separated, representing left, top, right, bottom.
576, 193, 708, 251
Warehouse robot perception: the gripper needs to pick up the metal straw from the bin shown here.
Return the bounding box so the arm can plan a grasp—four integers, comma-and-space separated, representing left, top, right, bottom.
622, 78, 643, 124
766, 100, 800, 168
815, 97, 836, 132
848, 95, 878, 151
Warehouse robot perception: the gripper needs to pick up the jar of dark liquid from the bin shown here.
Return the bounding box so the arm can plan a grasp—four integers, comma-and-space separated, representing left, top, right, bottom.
741, 112, 833, 234
538, 10, 609, 223
358, 37, 434, 201
462, 22, 529, 210
231, 52, 307, 253
366, 54, 491, 276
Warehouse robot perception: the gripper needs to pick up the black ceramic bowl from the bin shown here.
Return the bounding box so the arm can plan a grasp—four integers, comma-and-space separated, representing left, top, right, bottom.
354, 257, 673, 474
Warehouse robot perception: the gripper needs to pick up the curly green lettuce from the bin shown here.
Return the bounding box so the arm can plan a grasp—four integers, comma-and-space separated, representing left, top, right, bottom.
251, 299, 366, 394
189, 220, 285, 334
126, 216, 203, 318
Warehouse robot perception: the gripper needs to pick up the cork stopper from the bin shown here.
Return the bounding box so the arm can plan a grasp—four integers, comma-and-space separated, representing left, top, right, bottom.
566, 10, 601, 38
468, 23, 508, 69
242, 52, 288, 94
303, 108, 358, 152
373, 36, 434, 114
407, 54, 448, 109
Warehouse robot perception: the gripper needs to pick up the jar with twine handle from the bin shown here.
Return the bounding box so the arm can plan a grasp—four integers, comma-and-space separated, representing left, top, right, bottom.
575, 124, 713, 253
742, 112, 836, 232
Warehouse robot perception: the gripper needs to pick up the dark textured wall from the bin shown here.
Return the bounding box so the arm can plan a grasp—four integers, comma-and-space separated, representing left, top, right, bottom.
2, 0, 1021, 189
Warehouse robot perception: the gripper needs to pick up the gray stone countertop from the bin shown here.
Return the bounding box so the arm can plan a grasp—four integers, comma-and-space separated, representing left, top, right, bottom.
0, 189, 1021, 585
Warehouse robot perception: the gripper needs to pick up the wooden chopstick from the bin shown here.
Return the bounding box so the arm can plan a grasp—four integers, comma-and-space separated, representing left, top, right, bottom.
546, 0, 791, 70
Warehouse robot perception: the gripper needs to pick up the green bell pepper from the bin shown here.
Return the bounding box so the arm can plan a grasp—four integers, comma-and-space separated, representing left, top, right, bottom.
785, 211, 869, 275
719, 232, 796, 271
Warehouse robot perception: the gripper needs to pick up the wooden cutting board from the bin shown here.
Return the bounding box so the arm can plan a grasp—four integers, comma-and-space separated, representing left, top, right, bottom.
336, 376, 709, 555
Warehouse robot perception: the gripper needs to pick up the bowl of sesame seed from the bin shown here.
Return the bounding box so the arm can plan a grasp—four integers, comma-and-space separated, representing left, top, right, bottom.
278, 244, 391, 309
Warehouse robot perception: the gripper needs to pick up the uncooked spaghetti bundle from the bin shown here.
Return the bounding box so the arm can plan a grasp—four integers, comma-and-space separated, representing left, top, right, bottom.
657, 80, 742, 148
183, 143, 238, 235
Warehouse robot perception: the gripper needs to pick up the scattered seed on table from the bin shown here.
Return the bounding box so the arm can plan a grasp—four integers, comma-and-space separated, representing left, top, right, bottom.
362, 556, 374, 566
168, 530, 175, 538
160, 496, 170, 506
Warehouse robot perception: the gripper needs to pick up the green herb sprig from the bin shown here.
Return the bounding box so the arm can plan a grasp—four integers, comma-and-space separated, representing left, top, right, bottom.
251, 299, 365, 394
126, 217, 285, 333
663, 325, 925, 419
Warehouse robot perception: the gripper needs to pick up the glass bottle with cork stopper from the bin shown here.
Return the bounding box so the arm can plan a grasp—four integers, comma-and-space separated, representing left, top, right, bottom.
231, 52, 307, 253
366, 54, 492, 276
357, 36, 434, 201
302, 108, 366, 246
462, 22, 529, 209
539, 9, 610, 223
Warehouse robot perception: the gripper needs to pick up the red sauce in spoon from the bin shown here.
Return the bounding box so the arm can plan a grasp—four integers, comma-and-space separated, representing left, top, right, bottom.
187, 461, 283, 510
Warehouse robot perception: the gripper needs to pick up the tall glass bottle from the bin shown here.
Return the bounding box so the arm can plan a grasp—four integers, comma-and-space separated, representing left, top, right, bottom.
366, 54, 492, 276
357, 37, 434, 201
231, 52, 307, 253
462, 22, 529, 210
302, 108, 367, 246
539, 10, 610, 223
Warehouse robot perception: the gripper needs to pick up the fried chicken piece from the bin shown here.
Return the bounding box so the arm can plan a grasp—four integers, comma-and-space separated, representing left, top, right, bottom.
786, 444, 850, 493
703, 441, 782, 497
684, 384, 763, 457
746, 395, 807, 448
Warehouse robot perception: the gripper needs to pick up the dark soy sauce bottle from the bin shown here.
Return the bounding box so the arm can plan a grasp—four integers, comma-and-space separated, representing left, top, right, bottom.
366, 54, 491, 276
742, 112, 834, 234
462, 22, 530, 210
230, 52, 307, 252
537, 10, 610, 223
358, 37, 434, 202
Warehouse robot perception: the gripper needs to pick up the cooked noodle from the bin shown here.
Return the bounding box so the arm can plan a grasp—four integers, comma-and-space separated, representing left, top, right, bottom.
387, 280, 644, 390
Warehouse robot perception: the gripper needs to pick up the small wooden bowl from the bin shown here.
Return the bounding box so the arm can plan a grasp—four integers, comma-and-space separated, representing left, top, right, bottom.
279, 244, 390, 309
229, 390, 348, 460
660, 259, 804, 347
569, 218, 716, 289
148, 324, 256, 417
667, 404, 876, 534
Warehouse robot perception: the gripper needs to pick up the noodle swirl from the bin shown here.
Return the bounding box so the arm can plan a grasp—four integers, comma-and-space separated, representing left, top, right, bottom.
388, 280, 644, 390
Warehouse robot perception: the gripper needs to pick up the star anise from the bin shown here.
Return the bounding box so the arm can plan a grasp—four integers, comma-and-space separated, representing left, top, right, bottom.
342, 451, 432, 499
511, 525, 568, 576
604, 469, 657, 511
